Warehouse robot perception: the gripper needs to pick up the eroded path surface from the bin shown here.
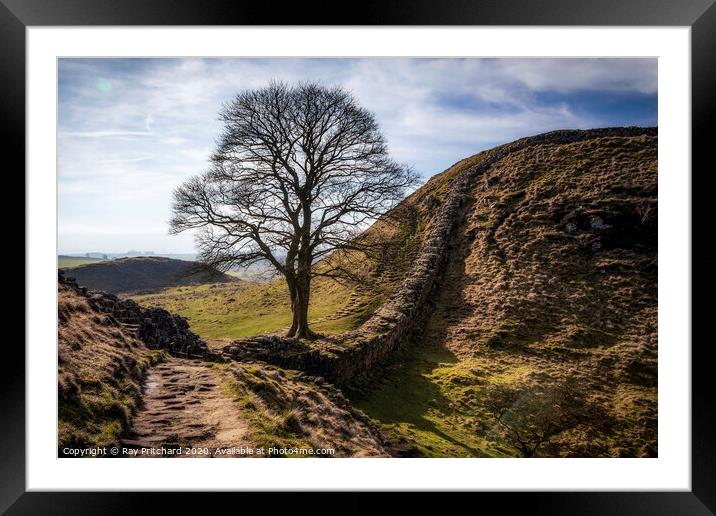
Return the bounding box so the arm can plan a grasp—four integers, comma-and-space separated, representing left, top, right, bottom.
123, 358, 252, 457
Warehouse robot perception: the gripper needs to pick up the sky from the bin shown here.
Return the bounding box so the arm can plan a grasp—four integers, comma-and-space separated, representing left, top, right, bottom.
58, 58, 657, 254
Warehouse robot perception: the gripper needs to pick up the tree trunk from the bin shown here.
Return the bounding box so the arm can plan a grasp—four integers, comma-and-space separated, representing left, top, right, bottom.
285, 273, 313, 339
285, 278, 299, 338
293, 274, 312, 339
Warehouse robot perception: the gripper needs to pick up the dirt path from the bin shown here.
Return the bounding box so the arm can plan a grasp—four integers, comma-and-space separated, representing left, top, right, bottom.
122, 358, 253, 457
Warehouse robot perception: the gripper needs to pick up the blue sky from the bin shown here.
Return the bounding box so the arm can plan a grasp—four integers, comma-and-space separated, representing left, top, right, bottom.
58, 58, 657, 254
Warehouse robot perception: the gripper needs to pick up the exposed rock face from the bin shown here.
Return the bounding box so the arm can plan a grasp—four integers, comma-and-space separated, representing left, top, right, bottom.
223, 127, 657, 388
59, 270, 209, 358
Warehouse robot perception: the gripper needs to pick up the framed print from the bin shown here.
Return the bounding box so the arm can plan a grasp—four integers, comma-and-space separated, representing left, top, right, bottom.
5, 0, 712, 512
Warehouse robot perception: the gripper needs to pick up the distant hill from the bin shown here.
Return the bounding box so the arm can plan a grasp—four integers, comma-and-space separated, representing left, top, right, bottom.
62, 256, 238, 294
58, 255, 106, 269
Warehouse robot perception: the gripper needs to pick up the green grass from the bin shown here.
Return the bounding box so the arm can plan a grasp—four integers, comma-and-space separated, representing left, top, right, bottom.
218, 366, 315, 456
131, 276, 364, 343
351, 335, 513, 457
349, 304, 540, 457
58, 256, 106, 268
349, 312, 523, 457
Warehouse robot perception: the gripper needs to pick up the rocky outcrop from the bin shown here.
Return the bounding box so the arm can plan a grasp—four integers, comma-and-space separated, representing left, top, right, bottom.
59, 270, 209, 358
223, 127, 658, 387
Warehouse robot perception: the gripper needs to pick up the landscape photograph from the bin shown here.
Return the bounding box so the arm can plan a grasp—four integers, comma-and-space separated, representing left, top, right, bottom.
58, 57, 658, 458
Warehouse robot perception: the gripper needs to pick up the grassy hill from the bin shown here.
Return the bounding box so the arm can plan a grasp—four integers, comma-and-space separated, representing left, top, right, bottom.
353, 132, 657, 457
63, 256, 237, 295
133, 279, 358, 345
129, 128, 658, 457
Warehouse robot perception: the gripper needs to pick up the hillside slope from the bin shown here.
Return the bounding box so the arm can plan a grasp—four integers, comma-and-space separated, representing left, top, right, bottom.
355, 130, 657, 457
64, 256, 237, 295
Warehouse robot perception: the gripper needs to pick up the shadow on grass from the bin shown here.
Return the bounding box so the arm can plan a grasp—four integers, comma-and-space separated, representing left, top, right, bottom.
349, 341, 485, 457
345, 191, 488, 457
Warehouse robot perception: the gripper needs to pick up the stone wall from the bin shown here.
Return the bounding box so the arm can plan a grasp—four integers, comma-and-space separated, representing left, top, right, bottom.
59, 270, 210, 358
224, 127, 657, 387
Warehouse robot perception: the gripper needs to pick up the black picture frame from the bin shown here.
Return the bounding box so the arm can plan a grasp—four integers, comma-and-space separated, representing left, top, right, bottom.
4, 0, 711, 512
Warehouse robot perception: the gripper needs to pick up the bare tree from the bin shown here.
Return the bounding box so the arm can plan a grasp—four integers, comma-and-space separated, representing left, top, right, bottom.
170, 82, 418, 338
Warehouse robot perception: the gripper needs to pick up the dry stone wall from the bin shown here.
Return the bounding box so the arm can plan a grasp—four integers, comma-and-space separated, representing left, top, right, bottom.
59, 270, 210, 358
226, 127, 657, 387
